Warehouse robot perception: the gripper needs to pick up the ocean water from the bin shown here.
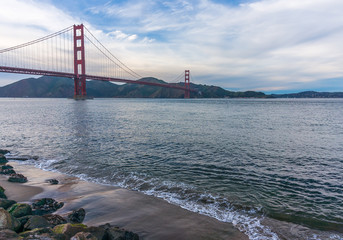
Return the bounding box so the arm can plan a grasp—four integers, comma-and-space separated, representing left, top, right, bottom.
1, 98, 343, 239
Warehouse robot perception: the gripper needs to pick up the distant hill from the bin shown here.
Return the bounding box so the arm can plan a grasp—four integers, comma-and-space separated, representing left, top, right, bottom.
271, 91, 343, 98
0, 76, 268, 98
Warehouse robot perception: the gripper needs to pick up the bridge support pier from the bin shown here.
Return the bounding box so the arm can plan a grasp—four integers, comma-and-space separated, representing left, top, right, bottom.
184, 70, 190, 98
74, 77, 86, 100
73, 24, 87, 100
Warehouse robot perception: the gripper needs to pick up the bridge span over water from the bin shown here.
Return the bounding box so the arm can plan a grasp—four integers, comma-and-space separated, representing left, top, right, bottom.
0, 24, 196, 99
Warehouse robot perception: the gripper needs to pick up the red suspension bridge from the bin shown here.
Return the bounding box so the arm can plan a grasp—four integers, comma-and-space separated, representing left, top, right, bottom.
0, 24, 196, 99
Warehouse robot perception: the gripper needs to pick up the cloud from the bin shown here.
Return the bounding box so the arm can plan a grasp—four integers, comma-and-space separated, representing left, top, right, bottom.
1, 0, 343, 92
107, 30, 137, 41
0, 0, 78, 45
86, 0, 343, 91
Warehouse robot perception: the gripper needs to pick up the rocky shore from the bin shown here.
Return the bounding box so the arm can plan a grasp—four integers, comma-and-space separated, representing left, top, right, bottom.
0, 149, 249, 240
0, 149, 140, 240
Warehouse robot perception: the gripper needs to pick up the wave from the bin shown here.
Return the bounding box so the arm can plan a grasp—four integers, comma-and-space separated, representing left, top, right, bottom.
13, 157, 343, 240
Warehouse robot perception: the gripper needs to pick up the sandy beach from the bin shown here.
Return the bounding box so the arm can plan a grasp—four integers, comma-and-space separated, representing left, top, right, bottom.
1, 161, 248, 240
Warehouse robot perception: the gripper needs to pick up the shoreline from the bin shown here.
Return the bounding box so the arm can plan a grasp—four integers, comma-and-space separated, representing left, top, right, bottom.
2, 161, 249, 240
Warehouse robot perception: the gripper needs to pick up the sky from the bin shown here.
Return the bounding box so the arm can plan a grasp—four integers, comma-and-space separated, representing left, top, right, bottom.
0, 0, 343, 93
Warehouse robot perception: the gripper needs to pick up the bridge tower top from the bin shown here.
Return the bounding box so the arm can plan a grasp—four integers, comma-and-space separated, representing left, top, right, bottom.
185, 70, 190, 98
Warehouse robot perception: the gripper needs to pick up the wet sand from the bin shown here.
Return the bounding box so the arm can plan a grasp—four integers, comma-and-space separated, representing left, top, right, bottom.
2, 162, 248, 240
0, 178, 43, 202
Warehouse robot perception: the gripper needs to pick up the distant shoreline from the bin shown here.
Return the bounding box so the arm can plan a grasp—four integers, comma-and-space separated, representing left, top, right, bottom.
1, 76, 343, 99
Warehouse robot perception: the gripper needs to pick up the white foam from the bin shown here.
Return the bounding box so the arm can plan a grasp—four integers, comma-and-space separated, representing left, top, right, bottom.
15, 158, 343, 240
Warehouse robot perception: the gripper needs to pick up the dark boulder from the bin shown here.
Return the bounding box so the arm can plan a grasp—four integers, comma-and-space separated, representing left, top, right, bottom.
100, 223, 139, 240
17, 215, 32, 232
1, 165, 14, 170
8, 173, 28, 183
5, 157, 29, 161
0, 168, 16, 175
0, 185, 7, 199
0, 229, 19, 240
86, 226, 106, 240
0, 149, 9, 155
0, 154, 8, 164
71, 231, 97, 240
43, 214, 67, 226
0, 192, 6, 199
0, 199, 16, 209
6, 155, 39, 161
32, 198, 64, 215
23, 215, 52, 231
19, 227, 63, 239
8, 203, 32, 218
0, 208, 21, 232
67, 208, 86, 224
52, 224, 106, 240
46, 179, 59, 185
53, 223, 88, 239
106, 227, 140, 240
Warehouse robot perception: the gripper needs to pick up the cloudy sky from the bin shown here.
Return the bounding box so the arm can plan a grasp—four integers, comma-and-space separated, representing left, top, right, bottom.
0, 0, 343, 93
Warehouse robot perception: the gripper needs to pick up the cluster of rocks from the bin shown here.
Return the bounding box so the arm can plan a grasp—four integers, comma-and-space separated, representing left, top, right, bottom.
0, 149, 140, 240
0, 151, 29, 183
0, 165, 16, 175
0, 198, 139, 240
32, 198, 64, 215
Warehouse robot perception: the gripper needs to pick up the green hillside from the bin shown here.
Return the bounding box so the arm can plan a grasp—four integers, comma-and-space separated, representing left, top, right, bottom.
0, 76, 268, 98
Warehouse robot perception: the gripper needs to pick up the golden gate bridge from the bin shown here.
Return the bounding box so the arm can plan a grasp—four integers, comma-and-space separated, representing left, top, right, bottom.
0, 24, 196, 99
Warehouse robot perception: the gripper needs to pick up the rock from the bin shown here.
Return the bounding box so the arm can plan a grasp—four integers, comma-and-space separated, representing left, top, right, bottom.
100, 224, 139, 240
67, 208, 85, 224
0, 149, 9, 155
0, 229, 20, 240
106, 227, 139, 240
0, 199, 16, 209
19, 227, 51, 237
52, 223, 106, 240
17, 215, 32, 231
0, 165, 15, 175
46, 179, 59, 185
6, 155, 38, 161
0, 168, 16, 175
0, 192, 6, 199
86, 226, 106, 240
32, 198, 64, 215
19, 227, 64, 239
53, 223, 88, 239
8, 203, 32, 218
1, 165, 13, 170
8, 173, 28, 183
0, 185, 6, 199
23, 215, 52, 231
0, 208, 21, 232
6, 157, 29, 161
71, 232, 97, 240
43, 214, 67, 226
0, 193, 6, 199
0, 154, 8, 164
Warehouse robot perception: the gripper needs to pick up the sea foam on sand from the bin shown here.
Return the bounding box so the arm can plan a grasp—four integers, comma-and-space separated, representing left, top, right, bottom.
2, 161, 248, 240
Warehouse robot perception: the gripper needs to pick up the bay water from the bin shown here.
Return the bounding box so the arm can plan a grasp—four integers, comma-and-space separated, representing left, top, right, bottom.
0, 98, 343, 239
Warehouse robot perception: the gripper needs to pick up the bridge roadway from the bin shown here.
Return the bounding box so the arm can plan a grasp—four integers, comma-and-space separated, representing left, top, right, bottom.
0, 66, 197, 93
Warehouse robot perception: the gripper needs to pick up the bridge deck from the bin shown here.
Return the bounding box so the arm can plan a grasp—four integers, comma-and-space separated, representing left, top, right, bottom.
0, 66, 196, 93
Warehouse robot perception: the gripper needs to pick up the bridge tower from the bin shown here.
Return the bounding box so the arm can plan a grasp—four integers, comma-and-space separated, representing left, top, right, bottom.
184, 70, 190, 98
73, 24, 86, 100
